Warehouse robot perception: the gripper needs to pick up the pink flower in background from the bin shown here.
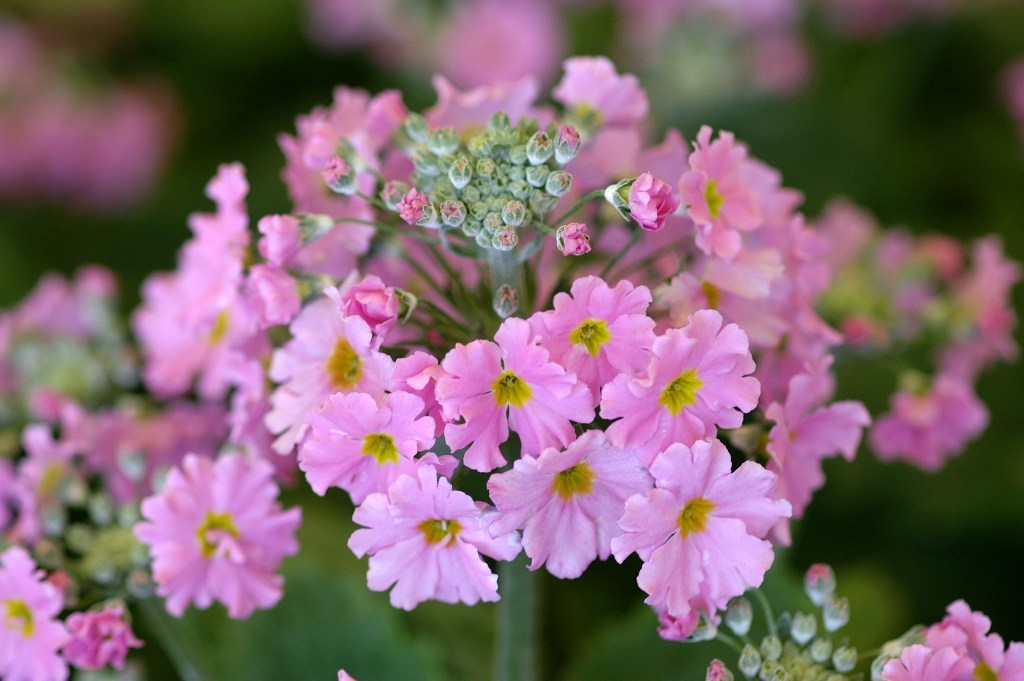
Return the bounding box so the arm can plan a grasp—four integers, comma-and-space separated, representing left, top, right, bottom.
528, 276, 656, 395
612, 439, 790, 626
63, 606, 143, 671
437, 317, 595, 472
553, 56, 648, 128
246, 264, 301, 329
135, 453, 301, 619
335, 274, 401, 340
601, 309, 759, 466
488, 431, 652, 579
629, 173, 681, 232
438, 0, 564, 88
348, 466, 520, 610
426, 75, 543, 131
265, 298, 394, 453
0, 546, 69, 681
925, 600, 1024, 680
882, 645, 974, 681
300, 390, 438, 503
869, 374, 988, 472
257, 214, 303, 266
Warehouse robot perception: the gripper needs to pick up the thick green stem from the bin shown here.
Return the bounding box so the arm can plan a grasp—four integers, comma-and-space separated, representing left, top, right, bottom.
550, 189, 605, 227
138, 599, 209, 681
488, 247, 522, 318
493, 554, 539, 681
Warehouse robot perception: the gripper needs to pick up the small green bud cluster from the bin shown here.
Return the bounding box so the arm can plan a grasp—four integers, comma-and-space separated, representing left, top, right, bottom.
715, 566, 861, 681
396, 111, 579, 253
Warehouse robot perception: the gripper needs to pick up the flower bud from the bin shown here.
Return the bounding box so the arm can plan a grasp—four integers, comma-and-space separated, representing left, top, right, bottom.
484, 212, 503, 232
510, 145, 528, 165
689, 615, 719, 642
461, 184, 481, 204
493, 284, 519, 318
554, 124, 581, 165
726, 598, 754, 637
474, 229, 492, 248
502, 200, 527, 227
526, 131, 554, 165
404, 112, 429, 143
380, 180, 410, 210
321, 155, 357, 195
509, 180, 531, 200
428, 127, 459, 156
440, 200, 467, 228
492, 225, 519, 251
530, 190, 558, 216
758, 660, 786, 681
443, 159, 469, 192
556, 223, 590, 256
545, 170, 572, 197
805, 564, 837, 606
823, 595, 849, 632
397, 188, 440, 228
488, 111, 511, 131
809, 637, 832, 663
760, 635, 782, 662
707, 660, 735, 681
414, 151, 441, 177
832, 646, 857, 673
604, 178, 633, 220
739, 644, 762, 678
790, 612, 817, 646
476, 158, 496, 177
526, 165, 549, 188
467, 133, 492, 158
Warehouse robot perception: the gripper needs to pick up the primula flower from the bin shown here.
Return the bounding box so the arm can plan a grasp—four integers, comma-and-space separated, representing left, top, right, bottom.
629, 173, 680, 232
335, 273, 400, 341
925, 600, 1024, 680
265, 297, 393, 453
135, 453, 301, 619
882, 645, 975, 681
437, 317, 595, 472
601, 309, 759, 466
299, 390, 439, 503
0, 546, 69, 681
556, 223, 591, 256
611, 439, 791, 627
63, 605, 143, 671
245, 264, 301, 329
396, 188, 437, 227
348, 466, 521, 610
553, 56, 648, 129
488, 431, 652, 579
528, 276, 656, 395
869, 374, 988, 472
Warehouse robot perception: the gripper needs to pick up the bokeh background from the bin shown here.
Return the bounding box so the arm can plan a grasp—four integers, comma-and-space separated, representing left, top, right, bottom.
2, 0, 1024, 678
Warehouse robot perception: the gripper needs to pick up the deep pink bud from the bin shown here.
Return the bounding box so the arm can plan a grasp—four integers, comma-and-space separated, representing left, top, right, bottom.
629, 172, 680, 232
556, 222, 591, 256
63, 606, 143, 670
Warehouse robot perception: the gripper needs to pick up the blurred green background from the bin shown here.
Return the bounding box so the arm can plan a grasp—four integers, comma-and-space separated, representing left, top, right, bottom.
2, 1, 1023, 679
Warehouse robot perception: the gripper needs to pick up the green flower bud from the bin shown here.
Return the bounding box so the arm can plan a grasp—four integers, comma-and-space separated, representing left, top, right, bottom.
545, 170, 573, 197
525, 165, 549, 188
428, 127, 460, 156
404, 112, 429, 143
448, 156, 473, 190
502, 200, 527, 227
526, 131, 554, 165
441, 200, 467, 228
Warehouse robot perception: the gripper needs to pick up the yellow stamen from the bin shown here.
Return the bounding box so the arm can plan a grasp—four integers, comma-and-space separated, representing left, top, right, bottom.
678, 497, 714, 537
326, 338, 363, 390
659, 369, 703, 415
705, 180, 724, 219
361, 433, 399, 465
701, 281, 721, 310
419, 518, 462, 546
569, 319, 612, 357
974, 663, 998, 681
552, 463, 596, 500
492, 370, 532, 408
196, 510, 240, 558
3, 599, 33, 637
208, 309, 230, 344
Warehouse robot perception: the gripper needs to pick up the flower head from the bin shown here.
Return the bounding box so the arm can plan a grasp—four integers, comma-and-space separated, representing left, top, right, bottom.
63, 605, 143, 671
629, 172, 680, 232
0, 547, 69, 681
556, 223, 591, 256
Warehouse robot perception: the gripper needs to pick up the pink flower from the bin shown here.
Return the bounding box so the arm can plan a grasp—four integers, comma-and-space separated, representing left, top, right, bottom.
397, 188, 435, 226
134, 453, 301, 619
0, 546, 69, 681
265, 297, 394, 453
425, 75, 542, 131
299, 390, 437, 503
348, 466, 521, 610
629, 173, 680, 232
335, 273, 400, 340
882, 645, 975, 681
393, 352, 446, 437
257, 214, 302, 266
553, 56, 648, 128
528, 276, 656, 395
556, 223, 591, 256
925, 600, 1024, 680
601, 309, 760, 466
488, 431, 652, 579
437, 317, 595, 472
246, 264, 301, 329
63, 605, 143, 671
869, 374, 988, 472
611, 439, 790, 622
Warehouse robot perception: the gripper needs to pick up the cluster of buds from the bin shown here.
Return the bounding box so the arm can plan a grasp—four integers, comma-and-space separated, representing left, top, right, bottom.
389, 111, 581, 252
707, 565, 857, 681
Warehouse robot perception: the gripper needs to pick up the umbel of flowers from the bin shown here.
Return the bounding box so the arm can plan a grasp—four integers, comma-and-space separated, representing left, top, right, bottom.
0, 56, 1019, 679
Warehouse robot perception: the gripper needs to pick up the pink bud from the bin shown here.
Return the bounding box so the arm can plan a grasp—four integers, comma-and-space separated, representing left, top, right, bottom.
556, 222, 591, 256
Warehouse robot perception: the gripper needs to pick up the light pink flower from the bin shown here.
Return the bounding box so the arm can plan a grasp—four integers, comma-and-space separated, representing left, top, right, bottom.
135, 453, 301, 619
348, 466, 521, 610
611, 439, 790, 622
488, 431, 652, 579
925, 600, 1024, 680
601, 309, 760, 466
629, 173, 680, 232
556, 223, 592, 256
257, 214, 302, 266
63, 605, 143, 671
869, 374, 988, 472
335, 273, 400, 341
299, 390, 437, 503
553, 56, 648, 128
265, 298, 394, 453
0, 546, 69, 681
397, 188, 434, 226
425, 75, 544, 131
882, 645, 975, 681
246, 264, 301, 329
393, 352, 446, 437
528, 276, 656, 395
437, 317, 595, 472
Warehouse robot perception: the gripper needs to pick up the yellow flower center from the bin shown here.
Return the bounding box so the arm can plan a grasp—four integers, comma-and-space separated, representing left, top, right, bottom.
326, 338, 363, 390
39, 462, 64, 497
196, 510, 240, 558
418, 518, 462, 546
569, 318, 612, 357
705, 179, 724, 219
551, 463, 596, 500
974, 663, 998, 681
3, 599, 33, 637
208, 309, 230, 344
361, 433, 399, 465
701, 281, 721, 310
678, 497, 715, 537
659, 369, 703, 415
492, 370, 532, 408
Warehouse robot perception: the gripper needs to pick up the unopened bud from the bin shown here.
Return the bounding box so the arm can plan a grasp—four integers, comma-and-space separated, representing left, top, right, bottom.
810, 637, 832, 664
476, 158, 496, 177
805, 564, 837, 606
380, 180, 410, 210
488, 111, 511, 131
530, 190, 558, 216
790, 612, 817, 646
491, 226, 519, 251
526, 131, 554, 165
404, 112, 429, 143
448, 157, 473, 189
604, 177, 633, 220
707, 660, 735, 681
759, 660, 787, 681
484, 212, 503, 232
321, 155, 357, 195
394, 289, 418, 323
510, 145, 528, 165
493, 284, 519, 318
823, 595, 849, 632
414, 151, 440, 177
545, 170, 572, 197
556, 223, 591, 256
726, 598, 754, 637
739, 644, 762, 679
441, 200, 467, 228
428, 127, 459, 156
467, 133, 492, 158
555, 124, 582, 164
832, 646, 857, 673
526, 165, 549, 188
509, 180, 530, 200
502, 200, 527, 227
760, 635, 782, 662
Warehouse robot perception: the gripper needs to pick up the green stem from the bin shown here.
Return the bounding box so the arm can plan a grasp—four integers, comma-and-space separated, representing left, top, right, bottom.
354, 189, 391, 212
751, 588, 778, 640
599, 229, 642, 280
333, 216, 440, 244
493, 555, 538, 681
138, 599, 209, 681
550, 189, 605, 227
715, 631, 744, 654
